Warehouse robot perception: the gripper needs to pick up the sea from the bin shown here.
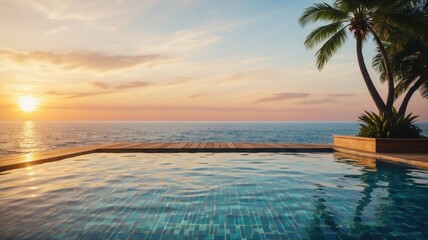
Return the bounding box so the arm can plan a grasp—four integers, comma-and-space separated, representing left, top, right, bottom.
1, 121, 427, 157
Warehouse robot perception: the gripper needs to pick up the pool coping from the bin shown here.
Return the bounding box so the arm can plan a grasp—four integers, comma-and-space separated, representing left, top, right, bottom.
0, 142, 427, 171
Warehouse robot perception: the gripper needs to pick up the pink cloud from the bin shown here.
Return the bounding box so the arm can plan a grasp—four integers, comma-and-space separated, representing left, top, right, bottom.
0, 49, 169, 72
255, 93, 310, 103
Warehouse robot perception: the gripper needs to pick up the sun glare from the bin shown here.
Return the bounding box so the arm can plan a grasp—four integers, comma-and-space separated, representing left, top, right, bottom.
18, 96, 38, 112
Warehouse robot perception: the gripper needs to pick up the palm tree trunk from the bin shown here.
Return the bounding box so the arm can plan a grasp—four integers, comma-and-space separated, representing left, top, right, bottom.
356, 35, 386, 113
398, 79, 423, 115
370, 29, 394, 116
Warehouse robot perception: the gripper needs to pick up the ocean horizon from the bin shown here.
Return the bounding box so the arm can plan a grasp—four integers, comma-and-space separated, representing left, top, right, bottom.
1, 121, 428, 157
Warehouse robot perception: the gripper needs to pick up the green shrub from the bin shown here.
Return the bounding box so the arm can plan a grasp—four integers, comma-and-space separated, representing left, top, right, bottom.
357, 110, 422, 138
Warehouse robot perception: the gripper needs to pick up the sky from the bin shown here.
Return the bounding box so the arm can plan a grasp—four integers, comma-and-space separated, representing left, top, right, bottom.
0, 0, 427, 121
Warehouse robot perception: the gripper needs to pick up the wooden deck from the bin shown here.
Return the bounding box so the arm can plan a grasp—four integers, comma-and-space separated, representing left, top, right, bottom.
0, 142, 427, 172
97, 142, 333, 153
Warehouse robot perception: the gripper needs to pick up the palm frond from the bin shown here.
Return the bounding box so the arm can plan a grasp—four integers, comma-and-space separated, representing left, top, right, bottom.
395, 80, 412, 98
304, 22, 347, 49
379, 12, 428, 44
334, 0, 360, 12
315, 27, 348, 70
372, 46, 388, 82
299, 3, 348, 27
420, 81, 428, 98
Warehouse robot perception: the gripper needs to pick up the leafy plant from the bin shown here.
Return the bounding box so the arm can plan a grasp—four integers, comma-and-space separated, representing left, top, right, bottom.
357, 110, 422, 138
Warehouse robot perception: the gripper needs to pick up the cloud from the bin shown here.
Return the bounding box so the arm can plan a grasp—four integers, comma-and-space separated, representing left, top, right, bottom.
91, 81, 150, 90
91, 82, 110, 89
137, 21, 241, 54
46, 80, 150, 99
115, 81, 150, 89
162, 77, 191, 86
43, 104, 314, 113
189, 93, 206, 98
45, 90, 114, 99
215, 73, 249, 84
43, 26, 69, 35
20, 0, 151, 21
0, 49, 169, 72
44, 91, 66, 96
327, 93, 355, 97
298, 98, 338, 105
0, 103, 15, 109
255, 92, 310, 103
67, 91, 114, 99
214, 71, 276, 85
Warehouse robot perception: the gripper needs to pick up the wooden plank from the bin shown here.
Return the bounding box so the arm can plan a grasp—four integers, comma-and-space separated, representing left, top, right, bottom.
263, 142, 282, 149
242, 143, 255, 150
148, 142, 168, 148
197, 142, 207, 149
0, 145, 100, 172
231, 142, 241, 148
256, 143, 272, 149
150, 142, 175, 149
233, 142, 252, 149
183, 142, 194, 149
232, 142, 244, 148
213, 142, 221, 149
246, 142, 260, 148
107, 143, 136, 149
134, 142, 162, 149
205, 142, 214, 149
164, 142, 181, 149
220, 142, 228, 149
226, 142, 236, 149
126, 143, 148, 149
190, 142, 201, 149
171, 142, 189, 149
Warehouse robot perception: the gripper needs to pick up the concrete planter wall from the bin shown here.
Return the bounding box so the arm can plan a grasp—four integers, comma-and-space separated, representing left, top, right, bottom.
334, 135, 428, 153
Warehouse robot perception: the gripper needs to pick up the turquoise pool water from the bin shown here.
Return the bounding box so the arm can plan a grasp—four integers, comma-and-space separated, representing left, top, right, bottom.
0, 153, 427, 239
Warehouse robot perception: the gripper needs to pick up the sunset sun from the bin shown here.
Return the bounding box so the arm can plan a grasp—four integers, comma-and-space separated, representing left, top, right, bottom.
18, 96, 38, 112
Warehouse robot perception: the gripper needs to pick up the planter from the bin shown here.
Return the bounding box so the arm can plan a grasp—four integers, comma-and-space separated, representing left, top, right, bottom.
333, 135, 428, 153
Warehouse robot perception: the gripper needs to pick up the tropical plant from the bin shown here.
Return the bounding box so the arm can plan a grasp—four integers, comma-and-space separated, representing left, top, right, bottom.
357, 110, 422, 138
299, 0, 426, 117
372, 2, 428, 116
375, 39, 428, 115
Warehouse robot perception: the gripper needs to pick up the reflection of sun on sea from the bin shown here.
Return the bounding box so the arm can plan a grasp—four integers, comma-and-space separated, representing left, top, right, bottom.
19, 96, 38, 112
19, 121, 39, 157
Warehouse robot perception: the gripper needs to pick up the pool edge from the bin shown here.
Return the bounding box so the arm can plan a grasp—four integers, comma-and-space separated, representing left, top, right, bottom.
1, 142, 427, 171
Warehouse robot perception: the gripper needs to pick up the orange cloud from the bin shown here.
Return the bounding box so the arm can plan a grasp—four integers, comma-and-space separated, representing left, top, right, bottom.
327, 93, 355, 97
44, 90, 114, 99
91, 81, 150, 90
42, 104, 315, 113
44, 80, 151, 99
297, 98, 338, 105
255, 93, 310, 103
115, 81, 150, 89
0, 49, 169, 72
91, 82, 109, 89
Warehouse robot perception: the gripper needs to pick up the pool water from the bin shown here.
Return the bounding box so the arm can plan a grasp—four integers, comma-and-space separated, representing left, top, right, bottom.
0, 153, 427, 239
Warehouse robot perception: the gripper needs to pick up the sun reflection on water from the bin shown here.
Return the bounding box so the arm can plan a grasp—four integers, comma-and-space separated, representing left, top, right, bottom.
18, 121, 39, 155
25, 165, 38, 198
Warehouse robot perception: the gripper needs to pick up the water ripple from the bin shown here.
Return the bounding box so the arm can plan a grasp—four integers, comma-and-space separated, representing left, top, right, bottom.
0, 152, 427, 239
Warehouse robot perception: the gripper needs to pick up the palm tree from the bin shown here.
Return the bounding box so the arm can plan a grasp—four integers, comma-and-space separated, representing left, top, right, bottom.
299, 0, 424, 116
385, 39, 427, 115
372, 1, 428, 116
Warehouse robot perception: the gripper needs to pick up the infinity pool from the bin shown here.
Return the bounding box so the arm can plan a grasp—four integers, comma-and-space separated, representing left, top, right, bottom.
0, 153, 427, 239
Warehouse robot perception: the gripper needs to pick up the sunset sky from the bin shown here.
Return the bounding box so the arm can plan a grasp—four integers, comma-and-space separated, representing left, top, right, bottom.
1, 0, 427, 121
